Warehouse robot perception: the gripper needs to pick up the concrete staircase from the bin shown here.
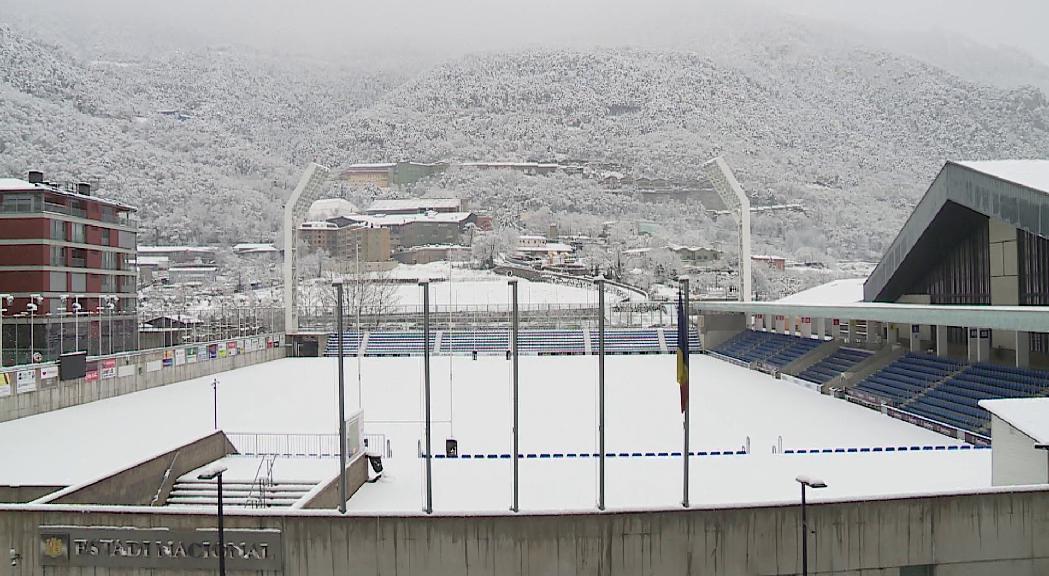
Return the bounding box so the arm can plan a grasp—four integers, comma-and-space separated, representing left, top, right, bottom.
167, 477, 315, 508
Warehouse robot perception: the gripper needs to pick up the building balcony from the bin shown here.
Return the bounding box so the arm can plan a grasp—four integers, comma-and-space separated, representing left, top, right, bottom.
1, 202, 138, 229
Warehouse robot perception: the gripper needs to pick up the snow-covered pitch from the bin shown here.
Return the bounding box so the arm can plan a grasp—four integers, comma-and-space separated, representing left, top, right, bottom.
0, 355, 988, 512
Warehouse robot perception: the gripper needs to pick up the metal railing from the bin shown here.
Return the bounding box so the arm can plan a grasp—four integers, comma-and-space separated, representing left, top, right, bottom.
226, 433, 341, 457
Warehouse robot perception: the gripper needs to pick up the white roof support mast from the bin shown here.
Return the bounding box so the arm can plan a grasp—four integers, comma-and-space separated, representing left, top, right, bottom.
283, 163, 332, 333
703, 157, 752, 302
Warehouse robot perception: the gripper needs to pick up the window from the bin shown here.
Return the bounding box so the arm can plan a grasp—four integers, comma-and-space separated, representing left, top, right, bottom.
70, 273, 86, 292
49, 272, 67, 291
101, 251, 117, 270
118, 231, 135, 249
101, 228, 111, 245
70, 223, 86, 243
100, 274, 116, 292
50, 246, 64, 266
50, 220, 65, 241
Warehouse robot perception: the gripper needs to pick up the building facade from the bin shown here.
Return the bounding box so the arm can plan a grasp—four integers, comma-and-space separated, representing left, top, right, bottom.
0, 172, 137, 365
298, 222, 392, 266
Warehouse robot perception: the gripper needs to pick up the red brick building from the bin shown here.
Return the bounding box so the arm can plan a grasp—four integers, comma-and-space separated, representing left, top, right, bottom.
0, 171, 137, 365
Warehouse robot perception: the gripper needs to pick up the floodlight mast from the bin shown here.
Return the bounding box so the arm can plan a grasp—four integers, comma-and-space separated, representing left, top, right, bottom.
702, 157, 752, 302
282, 163, 332, 334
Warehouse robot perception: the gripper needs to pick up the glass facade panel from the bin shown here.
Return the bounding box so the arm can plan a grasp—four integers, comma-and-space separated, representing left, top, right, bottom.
1018, 229, 1049, 353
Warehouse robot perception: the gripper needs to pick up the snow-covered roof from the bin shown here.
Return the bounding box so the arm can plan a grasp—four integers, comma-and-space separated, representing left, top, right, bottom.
233, 243, 278, 253
345, 163, 396, 170
134, 256, 169, 266
367, 198, 461, 212
979, 398, 1049, 443
299, 221, 338, 230
138, 245, 217, 254
777, 278, 867, 305
345, 212, 472, 226
956, 160, 1049, 195
752, 254, 786, 260
307, 198, 360, 219
0, 178, 135, 211
168, 266, 218, 273
516, 243, 574, 253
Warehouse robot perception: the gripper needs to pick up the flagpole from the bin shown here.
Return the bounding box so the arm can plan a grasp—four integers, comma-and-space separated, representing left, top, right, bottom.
680, 276, 690, 509
596, 276, 606, 511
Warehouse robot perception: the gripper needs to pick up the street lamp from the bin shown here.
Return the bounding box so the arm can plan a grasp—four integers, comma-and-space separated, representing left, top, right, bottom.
796, 475, 828, 576
332, 279, 348, 514
58, 295, 69, 356
1035, 444, 1049, 484
0, 294, 12, 367
71, 296, 83, 352
26, 295, 42, 363
198, 465, 229, 576
104, 295, 117, 355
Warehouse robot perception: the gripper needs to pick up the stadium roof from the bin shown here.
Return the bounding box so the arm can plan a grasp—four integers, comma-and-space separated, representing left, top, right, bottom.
979, 398, 1049, 443
693, 301, 1049, 333
955, 160, 1049, 196
864, 160, 1049, 302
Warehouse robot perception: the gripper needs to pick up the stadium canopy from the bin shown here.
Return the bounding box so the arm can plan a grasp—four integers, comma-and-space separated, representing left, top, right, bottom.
864, 160, 1049, 302
693, 300, 1049, 333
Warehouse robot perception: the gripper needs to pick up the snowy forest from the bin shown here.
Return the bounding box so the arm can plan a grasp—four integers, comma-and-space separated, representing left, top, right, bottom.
2, 0, 1049, 266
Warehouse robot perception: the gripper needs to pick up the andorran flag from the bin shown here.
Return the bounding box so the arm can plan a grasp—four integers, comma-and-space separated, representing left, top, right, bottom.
676, 289, 689, 413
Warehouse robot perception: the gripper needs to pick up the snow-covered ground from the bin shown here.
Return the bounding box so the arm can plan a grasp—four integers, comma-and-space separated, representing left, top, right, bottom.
0, 355, 990, 512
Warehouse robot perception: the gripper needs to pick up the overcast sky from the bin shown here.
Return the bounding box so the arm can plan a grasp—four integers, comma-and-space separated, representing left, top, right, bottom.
3, 0, 1049, 67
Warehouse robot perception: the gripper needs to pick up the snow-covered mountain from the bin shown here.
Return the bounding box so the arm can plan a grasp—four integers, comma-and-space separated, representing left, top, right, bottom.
2, 18, 1048, 261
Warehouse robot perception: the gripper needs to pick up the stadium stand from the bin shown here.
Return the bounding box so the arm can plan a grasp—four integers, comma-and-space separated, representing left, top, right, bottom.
711, 330, 822, 368
798, 347, 873, 385
663, 326, 701, 352
443, 329, 510, 355
324, 327, 700, 357
588, 328, 662, 354
851, 354, 1049, 434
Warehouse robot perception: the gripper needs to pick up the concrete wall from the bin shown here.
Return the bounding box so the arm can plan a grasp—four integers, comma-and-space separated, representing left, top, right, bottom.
0, 486, 62, 504
990, 415, 1049, 487
3, 489, 1049, 575
0, 335, 285, 424
698, 312, 746, 351
45, 432, 236, 506
299, 454, 369, 510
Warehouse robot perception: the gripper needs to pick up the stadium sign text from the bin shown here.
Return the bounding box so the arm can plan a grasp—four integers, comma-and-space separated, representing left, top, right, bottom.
39, 526, 282, 571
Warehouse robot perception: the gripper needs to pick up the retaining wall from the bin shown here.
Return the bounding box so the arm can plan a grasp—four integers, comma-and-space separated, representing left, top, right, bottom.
0, 334, 286, 423
1, 488, 1047, 575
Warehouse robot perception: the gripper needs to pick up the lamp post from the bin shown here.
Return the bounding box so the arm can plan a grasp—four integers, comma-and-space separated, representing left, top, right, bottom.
71, 296, 83, 352
796, 475, 828, 576
1035, 444, 1049, 484
26, 295, 42, 363
0, 294, 12, 367
332, 279, 348, 514
198, 466, 228, 576
105, 295, 117, 355
95, 304, 105, 356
